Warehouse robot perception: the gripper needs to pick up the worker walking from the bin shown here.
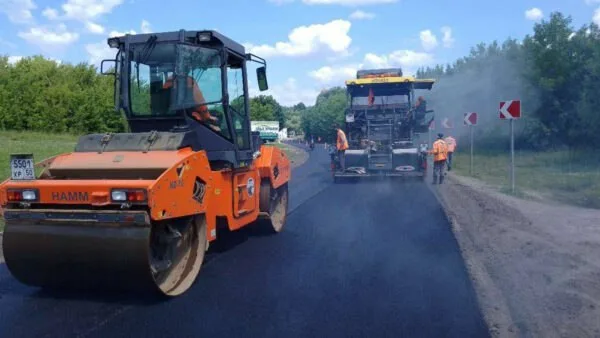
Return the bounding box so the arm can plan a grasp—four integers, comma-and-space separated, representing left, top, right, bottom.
335, 124, 349, 171
444, 135, 457, 171
430, 133, 448, 185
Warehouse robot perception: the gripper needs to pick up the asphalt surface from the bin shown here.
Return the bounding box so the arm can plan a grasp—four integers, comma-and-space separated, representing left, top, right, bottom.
0, 145, 488, 338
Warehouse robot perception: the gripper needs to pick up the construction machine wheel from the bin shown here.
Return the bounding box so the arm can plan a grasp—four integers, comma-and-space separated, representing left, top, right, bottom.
150, 215, 208, 296
259, 181, 289, 233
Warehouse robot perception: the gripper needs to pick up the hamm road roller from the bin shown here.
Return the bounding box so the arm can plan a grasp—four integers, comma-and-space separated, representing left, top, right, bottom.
0, 30, 290, 296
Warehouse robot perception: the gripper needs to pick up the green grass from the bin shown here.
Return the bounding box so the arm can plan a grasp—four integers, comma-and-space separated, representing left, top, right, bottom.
268, 142, 309, 168
0, 131, 78, 231
452, 149, 600, 209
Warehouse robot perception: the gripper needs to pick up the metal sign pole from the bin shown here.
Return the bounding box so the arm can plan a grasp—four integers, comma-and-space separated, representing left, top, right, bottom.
470, 125, 474, 175
510, 118, 515, 193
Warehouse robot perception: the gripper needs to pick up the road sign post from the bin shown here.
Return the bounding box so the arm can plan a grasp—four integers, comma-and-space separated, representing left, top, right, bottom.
510, 119, 515, 193
499, 100, 521, 193
464, 112, 478, 176
470, 125, 474, 175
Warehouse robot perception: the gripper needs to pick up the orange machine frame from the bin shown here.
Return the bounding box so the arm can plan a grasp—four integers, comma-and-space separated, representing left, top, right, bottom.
0, 143, 290, 243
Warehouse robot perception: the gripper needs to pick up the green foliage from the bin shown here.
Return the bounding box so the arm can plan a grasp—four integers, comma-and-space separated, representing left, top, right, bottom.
0, 55, 126, 134
417, 12, 600, 150
301, 87, 346, 142
248, 95, 285, 127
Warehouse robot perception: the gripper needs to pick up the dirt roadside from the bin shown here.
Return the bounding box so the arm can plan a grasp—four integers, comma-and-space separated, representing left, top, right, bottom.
434, 173, 600, 338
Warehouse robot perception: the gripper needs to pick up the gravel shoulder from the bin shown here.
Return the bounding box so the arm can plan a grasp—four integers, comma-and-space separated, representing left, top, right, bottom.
435, 173, 600, 338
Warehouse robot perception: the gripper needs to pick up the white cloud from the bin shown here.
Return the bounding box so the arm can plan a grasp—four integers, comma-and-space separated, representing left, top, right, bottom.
6, 55, 61, 64
18, 24, 80, 49
85, 40, 117, 66
303, 0, 395, 5
309, 65, 357, 84
362, 50, 434, 75
42, 7, 59, 20
419, 30, 438, 51
244, 19, 352, 58
7, 56, 23, 64
585, 0, 600, 5
440, 26, 454, 48
254, 78, 320, 106
594, 7, 600, 25
141, 19, 152, 33
525, 8, 543, 21
349, 10, 375, 20
85, 21, 105, 34
109, 29, 136, 37
0, 0, 36, 23
60, 0, 124, 20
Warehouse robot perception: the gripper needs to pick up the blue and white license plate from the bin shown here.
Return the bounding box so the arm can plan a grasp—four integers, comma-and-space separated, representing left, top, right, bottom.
10, 154, 35, 180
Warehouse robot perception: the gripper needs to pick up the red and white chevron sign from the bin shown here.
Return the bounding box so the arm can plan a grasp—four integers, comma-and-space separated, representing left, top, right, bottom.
499, 100, 521, 119
441, 117, 453, 129
464, 112, 478, 126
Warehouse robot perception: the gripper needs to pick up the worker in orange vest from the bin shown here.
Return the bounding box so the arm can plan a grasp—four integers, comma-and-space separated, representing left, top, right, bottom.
429, 133, 448, 184
163, 76, 220, 132
444, 135, 457, 171
335, 124, 349, 171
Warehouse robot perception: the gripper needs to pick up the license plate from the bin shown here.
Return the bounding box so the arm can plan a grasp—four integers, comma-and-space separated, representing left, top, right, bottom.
10, 154, 35, 180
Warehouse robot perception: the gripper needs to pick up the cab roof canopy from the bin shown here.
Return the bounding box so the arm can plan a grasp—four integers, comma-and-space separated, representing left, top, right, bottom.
107, 29, 246, 56
346, 76, 436, 97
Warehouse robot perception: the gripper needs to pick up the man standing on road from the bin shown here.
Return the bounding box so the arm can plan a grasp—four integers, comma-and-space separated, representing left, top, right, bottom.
430, 133, 448, 185
335, 124, 349, 172
444, 135, 457, 171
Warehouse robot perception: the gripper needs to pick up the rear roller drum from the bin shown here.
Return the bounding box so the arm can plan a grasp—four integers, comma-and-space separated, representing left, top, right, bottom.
259, 182, 289, 233
150, 215, 208, 296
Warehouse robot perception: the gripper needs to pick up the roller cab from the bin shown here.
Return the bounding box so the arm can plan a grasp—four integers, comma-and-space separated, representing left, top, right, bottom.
0, 30, 290, 297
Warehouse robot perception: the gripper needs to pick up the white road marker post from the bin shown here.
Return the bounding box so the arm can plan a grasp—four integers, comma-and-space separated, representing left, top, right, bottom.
499, 101, 521, 194
470, 125, 474, 175
464, 112, 478, 176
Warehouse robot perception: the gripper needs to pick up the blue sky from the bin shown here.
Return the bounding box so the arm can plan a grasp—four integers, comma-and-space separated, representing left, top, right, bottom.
1, 0, 600, 106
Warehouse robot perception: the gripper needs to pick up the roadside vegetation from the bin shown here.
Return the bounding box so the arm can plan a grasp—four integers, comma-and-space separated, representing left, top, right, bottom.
270, 142, 309, 168
452, 150, 600, 209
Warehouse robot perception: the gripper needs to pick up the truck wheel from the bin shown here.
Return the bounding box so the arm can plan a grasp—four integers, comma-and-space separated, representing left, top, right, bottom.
259, 181, 288, 233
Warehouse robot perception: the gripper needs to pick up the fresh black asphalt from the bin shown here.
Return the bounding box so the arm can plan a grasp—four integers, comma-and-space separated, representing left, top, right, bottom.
0, 144, 489, 338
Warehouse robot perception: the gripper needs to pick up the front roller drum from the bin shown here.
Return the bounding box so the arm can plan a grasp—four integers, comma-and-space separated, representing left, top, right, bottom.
3, 213, 207, 297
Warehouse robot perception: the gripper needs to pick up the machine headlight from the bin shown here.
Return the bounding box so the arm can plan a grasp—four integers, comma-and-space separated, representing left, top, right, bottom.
22, 190, 37, 201
111, 189, 147, 203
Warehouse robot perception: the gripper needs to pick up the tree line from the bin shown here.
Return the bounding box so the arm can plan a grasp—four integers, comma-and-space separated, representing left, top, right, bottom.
2, 11, 598, 150
416, 12, 600, 150
0, 56, 296, 135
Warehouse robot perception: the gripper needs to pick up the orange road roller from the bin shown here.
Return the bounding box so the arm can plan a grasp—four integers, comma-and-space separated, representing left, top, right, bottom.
0, 30, 290, 296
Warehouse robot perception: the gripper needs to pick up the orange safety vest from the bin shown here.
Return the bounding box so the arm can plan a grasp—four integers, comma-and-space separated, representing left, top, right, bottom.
431, 139, 448, 162
337, 129, 349, 151
445, 136, 456, 152
163, 76, 211, 121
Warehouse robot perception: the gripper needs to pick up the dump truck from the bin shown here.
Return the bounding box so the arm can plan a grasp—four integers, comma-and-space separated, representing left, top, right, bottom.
0, 30, 290, 297
332, 68, 435, 182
